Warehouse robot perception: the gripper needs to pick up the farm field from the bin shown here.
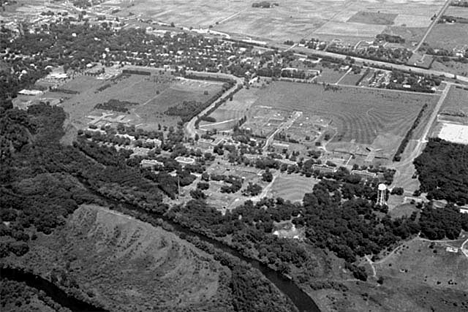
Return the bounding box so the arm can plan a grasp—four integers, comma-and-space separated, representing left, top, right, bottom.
445, 6, 468, 19
118, 0, 445, 43
249, 81, 438, 156
440, 85, 468, 116
268, 174, 319, 203
38, 72, 223, 131
425, 23, 468, 50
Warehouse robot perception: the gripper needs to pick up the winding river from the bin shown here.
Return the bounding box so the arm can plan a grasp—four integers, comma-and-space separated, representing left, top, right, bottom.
3, 180, 321, 312
0, 267, 108, 312
93, 190, 322, 312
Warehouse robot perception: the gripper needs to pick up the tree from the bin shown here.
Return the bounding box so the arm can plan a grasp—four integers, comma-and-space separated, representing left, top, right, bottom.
262, 168, 273, 182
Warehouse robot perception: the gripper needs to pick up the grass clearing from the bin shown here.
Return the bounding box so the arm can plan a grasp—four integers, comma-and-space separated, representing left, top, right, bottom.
374, 236, 468, 293
269, 174, 318, 203
389, 203, 418, 219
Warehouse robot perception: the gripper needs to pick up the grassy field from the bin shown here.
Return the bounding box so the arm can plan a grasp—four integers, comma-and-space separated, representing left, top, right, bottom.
431, 59, 468, 77
118, 0, 445, 43
40, 73, 222, 131
426, 23, 468, 50
347, 11, 398, 25
250, 81, 438, 153
389, 203, 418, 219
269, 174, 318, 203
445, 6, 468, 19
374, 236, 468, 293
440, 85, 468, 116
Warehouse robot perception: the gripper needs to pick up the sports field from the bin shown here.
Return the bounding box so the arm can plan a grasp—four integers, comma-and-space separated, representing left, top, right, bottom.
250, 81, 438, 154
118, 0, 445, 43
42, 72, 223, 130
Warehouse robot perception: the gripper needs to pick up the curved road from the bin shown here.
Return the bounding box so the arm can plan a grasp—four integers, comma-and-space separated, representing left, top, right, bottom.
184, 72, 244, 138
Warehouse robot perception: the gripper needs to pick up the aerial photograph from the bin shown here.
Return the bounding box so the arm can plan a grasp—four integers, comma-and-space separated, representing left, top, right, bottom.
1, 0, 468, 311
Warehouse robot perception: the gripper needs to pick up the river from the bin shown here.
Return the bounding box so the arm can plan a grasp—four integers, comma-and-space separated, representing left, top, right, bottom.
88, 187, 322, 312
0, 267, 108, 312
3, 177, 321, 312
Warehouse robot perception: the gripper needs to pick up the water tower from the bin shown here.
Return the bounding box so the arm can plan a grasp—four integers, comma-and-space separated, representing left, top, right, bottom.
377, 184, 387, 206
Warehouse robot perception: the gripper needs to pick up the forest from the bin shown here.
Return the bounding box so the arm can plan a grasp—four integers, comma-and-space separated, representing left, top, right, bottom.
414, 138, 468, 205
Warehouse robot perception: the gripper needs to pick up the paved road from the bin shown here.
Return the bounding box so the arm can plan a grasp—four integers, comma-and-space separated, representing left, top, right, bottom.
413, 0, 452, 53
263, 111, 302, 151
390, 83, 452, 190
183, 72, 244, 138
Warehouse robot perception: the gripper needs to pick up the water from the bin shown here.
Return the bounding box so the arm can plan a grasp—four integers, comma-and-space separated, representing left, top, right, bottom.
90, 191, 321, 312
0, 267, 108, 312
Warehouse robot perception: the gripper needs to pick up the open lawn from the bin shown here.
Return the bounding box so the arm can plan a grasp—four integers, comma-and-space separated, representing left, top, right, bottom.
119, 0, 445, 43
41, 72, 223, 131
268, 174, 318, 203
250, 81, 438, 155
389, 203, 418, 219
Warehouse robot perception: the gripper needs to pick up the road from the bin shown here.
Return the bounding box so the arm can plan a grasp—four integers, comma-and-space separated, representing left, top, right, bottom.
413, 0, 452, 53
287, 47, 468, 83
461, 238, 468, 259
263, 111, 302, 151
183, 72, 244, 138
390, 82, 451, 190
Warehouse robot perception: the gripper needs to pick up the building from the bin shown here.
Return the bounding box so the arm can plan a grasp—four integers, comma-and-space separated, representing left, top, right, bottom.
140, 159, 164, 169
175, 156, 195, 165
18, 89, 43, 96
